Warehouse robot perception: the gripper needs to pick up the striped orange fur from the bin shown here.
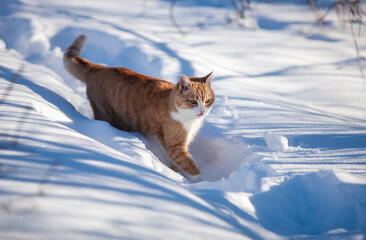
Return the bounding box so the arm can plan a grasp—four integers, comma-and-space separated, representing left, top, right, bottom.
64, 35, 215, 181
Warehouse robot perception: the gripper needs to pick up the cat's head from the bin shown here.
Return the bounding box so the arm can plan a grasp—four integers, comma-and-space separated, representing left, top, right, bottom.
173, 72, 215, 120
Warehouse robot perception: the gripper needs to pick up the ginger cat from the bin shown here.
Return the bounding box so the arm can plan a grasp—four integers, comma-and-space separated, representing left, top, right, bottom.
64, 35, 215, 182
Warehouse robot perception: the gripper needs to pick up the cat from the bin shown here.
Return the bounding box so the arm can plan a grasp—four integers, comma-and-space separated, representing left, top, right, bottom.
63, 35, 215, 182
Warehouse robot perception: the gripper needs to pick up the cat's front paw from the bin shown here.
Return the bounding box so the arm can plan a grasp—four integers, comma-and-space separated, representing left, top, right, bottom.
184, 173, 204, 183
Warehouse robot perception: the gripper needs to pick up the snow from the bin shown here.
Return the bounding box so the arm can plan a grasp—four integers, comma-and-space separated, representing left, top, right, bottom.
1, 0, 366, 239
264, 130, 288, 152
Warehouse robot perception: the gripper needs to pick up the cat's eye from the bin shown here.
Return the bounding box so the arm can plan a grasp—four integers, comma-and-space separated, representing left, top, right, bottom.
205, 99, 211, 104
189, 100, 198, 105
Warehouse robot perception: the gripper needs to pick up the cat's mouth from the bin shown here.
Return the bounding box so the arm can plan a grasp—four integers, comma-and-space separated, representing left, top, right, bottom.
197, 113, 204, 117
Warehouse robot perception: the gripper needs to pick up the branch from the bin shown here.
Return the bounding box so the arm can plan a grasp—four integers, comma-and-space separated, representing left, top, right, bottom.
170, 0, 187, 35
0, 64, 25, 105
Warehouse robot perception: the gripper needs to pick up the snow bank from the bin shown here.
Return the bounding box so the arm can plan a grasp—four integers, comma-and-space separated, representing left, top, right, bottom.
251, 171, 366, 236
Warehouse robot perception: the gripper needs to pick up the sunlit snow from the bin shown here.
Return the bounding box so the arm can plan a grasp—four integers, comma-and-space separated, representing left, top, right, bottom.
1, 0, 366, 239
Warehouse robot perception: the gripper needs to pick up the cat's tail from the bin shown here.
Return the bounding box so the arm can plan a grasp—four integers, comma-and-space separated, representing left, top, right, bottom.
63, 34, 90, 83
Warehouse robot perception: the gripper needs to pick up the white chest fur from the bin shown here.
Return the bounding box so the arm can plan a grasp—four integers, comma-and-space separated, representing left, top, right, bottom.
170, 107, 203, 145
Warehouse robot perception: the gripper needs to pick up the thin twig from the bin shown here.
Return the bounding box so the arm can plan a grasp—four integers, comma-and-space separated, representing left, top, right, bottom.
231, 0, 251, 20
309, 0, 365, 87
347, 0, 365, 86
37, 160, 59, 196
309, 0, 326, 26
231, 0, 245, 19
10, 106, 32, 147
0, 64, 31, 147
0, 64, 25, 105
170, 0, 187, 35
138, 0, 149, 17
1, 159, 59, 214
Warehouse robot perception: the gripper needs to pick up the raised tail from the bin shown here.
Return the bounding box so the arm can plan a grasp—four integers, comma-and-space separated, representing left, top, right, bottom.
63, 34, 90, 83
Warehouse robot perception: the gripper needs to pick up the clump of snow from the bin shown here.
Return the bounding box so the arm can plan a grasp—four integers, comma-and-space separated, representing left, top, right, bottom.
190, 162, 275, 193
264, 130, 288, 152
190, 136, 256, 181
0, 38, 6, 50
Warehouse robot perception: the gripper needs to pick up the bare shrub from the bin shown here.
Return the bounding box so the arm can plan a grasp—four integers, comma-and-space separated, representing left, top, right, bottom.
308, 0, 365, 85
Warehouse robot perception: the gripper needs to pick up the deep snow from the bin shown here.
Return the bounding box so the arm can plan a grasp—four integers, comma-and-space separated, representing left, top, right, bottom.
1, 0, 366, 239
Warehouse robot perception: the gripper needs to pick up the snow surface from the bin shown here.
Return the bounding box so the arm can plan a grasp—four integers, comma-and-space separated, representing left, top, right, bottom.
1, 0, 366, 239
264, 130, 288, 152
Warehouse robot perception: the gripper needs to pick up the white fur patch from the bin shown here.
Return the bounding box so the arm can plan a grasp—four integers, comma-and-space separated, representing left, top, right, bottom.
170, 107, 205, 145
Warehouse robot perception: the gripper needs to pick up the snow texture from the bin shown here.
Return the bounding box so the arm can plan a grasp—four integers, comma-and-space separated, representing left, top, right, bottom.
264, 130, 288, 152
0, 0, 366, 239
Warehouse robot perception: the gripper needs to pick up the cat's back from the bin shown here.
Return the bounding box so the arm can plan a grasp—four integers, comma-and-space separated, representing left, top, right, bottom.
88, 66, 174, 92
85, 65, 175, 134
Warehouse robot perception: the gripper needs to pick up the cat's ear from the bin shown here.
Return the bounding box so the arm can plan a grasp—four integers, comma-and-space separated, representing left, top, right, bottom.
179, 74, 191, 93
203, 71, 213, 86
